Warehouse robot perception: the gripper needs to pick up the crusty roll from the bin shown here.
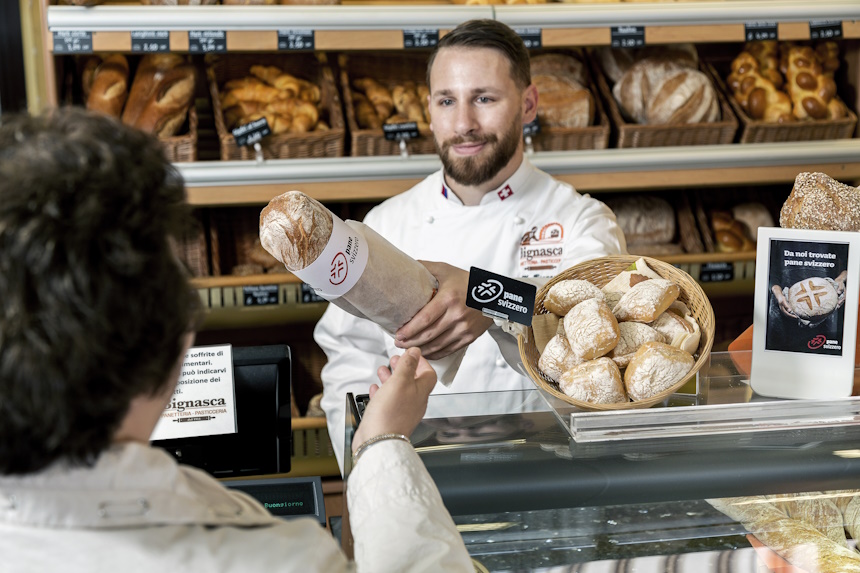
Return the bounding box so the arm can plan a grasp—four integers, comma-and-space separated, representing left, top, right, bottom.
543, 279, 604, 316
612, 278, 679, 323
532, 75, 593, 128
559, 358, 627, 404
779, 172, 860, 232
563, 298, 619, 360
538, 333, 584, 383
122, 54, 195, 138
624, 341, 694, 401
602, 257, 662, 295
85, 54, 129, 119
607, 321, 665, 368
648, 311, 700, 355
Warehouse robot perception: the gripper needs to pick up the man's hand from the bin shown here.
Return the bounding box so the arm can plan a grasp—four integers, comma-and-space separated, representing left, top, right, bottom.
394, 261, 493, 360
352, 348, 437, 454
772, 285, 797, 319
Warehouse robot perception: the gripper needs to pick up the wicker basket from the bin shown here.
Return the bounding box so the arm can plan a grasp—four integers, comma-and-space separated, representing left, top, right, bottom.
179, 211, 210, 277
209, 206, 267, 276
704, 62, 858, 144
161, 104, 198, 163
339, 52, 437, 157
518, 255, 716, 411
207, 53, 345, 161
592, 59, 738, 148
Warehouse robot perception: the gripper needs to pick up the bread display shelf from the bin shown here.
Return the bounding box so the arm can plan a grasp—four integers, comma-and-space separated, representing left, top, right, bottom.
43, 2, 860, 53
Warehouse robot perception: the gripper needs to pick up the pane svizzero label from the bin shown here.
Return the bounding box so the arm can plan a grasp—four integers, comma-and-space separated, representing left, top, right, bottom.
291, 215, 369, 299
466, 267, 536, 326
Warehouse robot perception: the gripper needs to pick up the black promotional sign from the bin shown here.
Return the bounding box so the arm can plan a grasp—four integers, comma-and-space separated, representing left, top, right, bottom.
744, 21, 778, 42
242, 285, 279, 307
809, 20, 843, 41
382, 122, 419, 142
53, 31, 92, 54
403, 29, 438, 49
466, 267, 536, 326
188, 30, 227, 54
278, 29, 315, 51
610, 26, 645, 49
699, 262, 734, 283
514, 27, 542, 50
232, 117, 272, 147
131, 30, 170, 53
522, 119, 541, 137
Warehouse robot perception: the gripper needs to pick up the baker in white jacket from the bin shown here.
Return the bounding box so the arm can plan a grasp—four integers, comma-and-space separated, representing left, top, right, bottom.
317, 19, 626, 470
0, 108, 472, 573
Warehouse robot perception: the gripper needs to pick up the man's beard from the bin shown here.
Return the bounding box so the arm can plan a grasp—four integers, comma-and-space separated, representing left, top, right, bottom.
436, 118, 522, 188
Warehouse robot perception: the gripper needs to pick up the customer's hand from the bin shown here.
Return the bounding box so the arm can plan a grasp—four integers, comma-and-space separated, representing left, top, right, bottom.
352, 348, 437, 455
394, 261, 493, 360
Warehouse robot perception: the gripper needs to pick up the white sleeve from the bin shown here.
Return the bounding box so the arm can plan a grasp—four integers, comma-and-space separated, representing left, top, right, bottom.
314, 303, 392, 473
348, 439, 474, 572
562, 195, 628, 268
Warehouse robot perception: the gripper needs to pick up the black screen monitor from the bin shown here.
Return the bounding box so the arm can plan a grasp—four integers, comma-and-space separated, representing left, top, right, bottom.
152, 344, 292, 477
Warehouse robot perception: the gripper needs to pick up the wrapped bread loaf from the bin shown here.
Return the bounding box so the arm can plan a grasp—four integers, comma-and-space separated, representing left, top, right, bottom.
780, 172, 860, 232
260, 191, 465, 384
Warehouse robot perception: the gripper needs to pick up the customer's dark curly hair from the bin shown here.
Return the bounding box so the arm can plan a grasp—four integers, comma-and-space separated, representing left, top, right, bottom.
0, 107, 202, 475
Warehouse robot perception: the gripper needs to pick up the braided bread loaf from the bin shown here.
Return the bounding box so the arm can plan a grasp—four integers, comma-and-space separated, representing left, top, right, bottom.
727, 51, 793, 123
784, 46, 845, 120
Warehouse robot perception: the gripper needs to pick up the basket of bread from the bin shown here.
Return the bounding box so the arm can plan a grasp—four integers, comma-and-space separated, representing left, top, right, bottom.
207, 53, 344, 161
591, 44, 737, 148
519, 255, 715, 411
708, 40, 857, 143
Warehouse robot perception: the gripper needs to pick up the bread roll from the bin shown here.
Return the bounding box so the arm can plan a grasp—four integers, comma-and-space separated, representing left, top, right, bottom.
602, 257, 662, 295
608, 321, 665, 368
85, 54, 129, 118
538, 333, 584, 383
613, 279, 679, 323
532, 75, 593, 128
779, 172, 860, 232
544, 279, 604, 316
123, 54, 195, 138
563, 298, 619, 360
731, 202, 773, 240
624, 341, 694, 401
605, 195, 675, 245
530, 53, 589, 86
649, 311, 700, 355
558, 358, 627, 404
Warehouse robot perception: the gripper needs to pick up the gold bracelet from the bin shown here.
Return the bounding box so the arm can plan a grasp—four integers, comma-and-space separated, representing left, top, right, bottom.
352, 433, 411, 466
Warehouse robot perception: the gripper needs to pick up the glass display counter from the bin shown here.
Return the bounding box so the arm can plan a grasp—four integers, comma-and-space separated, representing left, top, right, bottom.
344, 352, 860, 571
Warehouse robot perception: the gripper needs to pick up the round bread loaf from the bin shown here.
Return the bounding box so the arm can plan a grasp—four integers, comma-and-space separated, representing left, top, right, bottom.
559, 358, 627, 404
259, 191, 334, 271
612, 278, 680, 323
624, 341, 694, 401
563, 298, 620, 360
785, 277, 838, 320
608, 321, 665, 368
605, 195, 676, 245
538, 333, 584, 383
544, 279, 604, 315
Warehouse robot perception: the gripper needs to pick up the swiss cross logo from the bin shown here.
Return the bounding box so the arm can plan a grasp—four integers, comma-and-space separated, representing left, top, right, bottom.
497, 185, 514, 201
330, 252, 348, 285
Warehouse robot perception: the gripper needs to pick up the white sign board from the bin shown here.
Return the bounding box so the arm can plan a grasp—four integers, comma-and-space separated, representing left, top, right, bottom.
751, 228, 860, 399
150, 344, 238, 441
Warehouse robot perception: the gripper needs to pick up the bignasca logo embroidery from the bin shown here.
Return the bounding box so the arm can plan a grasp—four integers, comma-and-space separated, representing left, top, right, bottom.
519, 222, 565, 276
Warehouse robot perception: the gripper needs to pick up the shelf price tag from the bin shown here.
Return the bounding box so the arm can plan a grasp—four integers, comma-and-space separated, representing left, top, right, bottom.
522, 119, 541, 137
232, 117, 271, 147
383, 122, 419, 142
189, 30, 227, 54
278, 29, 315, 51
744, 21, 778, 42
131, 30, 170, 53
52, 31, 92, 54
242, 285, 279, 307
610, 26, 645, 49
514, 27, 542, 50
809, 20, 843, 41
403, 29, 438, 49
301, 283, 326, 304
699, 262, 734, 283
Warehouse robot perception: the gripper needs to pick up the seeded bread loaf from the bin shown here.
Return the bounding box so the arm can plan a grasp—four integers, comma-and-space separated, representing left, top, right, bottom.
780, 172, 860, 232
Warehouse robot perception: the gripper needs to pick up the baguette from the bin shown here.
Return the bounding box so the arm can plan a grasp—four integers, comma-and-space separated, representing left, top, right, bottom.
85, 54, 129, 119
122, 54, 195, 138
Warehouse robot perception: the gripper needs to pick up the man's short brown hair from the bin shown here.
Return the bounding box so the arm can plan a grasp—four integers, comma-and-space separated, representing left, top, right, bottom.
426, 19, 531, 90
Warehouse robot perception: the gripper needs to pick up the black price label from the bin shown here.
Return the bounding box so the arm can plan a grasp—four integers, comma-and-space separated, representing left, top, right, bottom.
277, 29, 315, 51
52, 31, 92, 54
383, 122, 419, 142
522, 119, 541, 137
403, 28, 438, 49
188, 30, 227, 54
300, 283, 327, 304
242, 284, 279, 306
466, 267, 536, 326
232, 117, 271, 147
514, 27, 542, 50
699, 262, 734, 283
131, 30, 170, 53
744, 21, 778, 42
610, 25, 645, 49
809, 20, 843, 41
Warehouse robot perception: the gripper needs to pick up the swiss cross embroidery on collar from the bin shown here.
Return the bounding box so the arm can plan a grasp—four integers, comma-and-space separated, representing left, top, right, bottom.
441, 185, 448, 199
497, 185, 514, 201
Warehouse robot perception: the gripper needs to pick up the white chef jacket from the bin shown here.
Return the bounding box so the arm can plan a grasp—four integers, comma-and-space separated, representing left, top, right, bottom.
315, 157, 626, 470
